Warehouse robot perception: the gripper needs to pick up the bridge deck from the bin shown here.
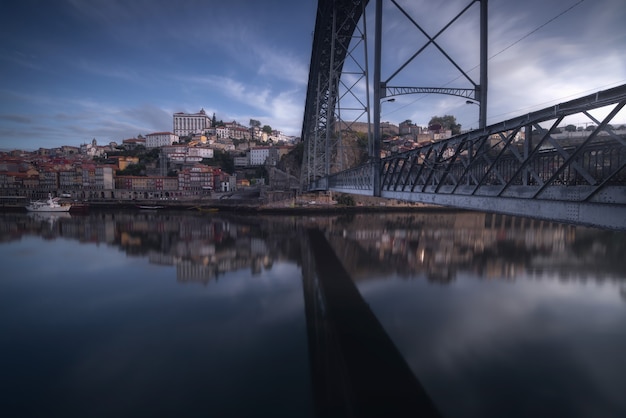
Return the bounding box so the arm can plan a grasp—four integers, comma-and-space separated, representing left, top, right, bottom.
314, 84, 626, 230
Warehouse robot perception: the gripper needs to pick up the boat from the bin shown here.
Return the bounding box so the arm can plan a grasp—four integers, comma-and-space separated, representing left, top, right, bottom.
25, 194, 72, 212
69, 201, 90, 213
137, 205, 165, 210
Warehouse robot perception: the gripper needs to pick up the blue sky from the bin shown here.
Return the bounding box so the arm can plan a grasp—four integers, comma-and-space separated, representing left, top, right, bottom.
1, 0, 625, 151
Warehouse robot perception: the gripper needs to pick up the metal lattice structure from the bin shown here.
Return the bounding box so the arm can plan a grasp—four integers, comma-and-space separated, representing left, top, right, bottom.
326, 84, 626, 230
301, 0, 487, 189
300, 0, 371, 189
300, 0, 625, 229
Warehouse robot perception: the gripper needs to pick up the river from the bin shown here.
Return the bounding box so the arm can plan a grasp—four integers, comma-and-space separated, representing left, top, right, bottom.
1, 209, 625, 417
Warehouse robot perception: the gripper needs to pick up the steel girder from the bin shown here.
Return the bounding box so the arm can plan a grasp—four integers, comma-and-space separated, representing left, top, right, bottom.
329, 84, 626, 230
383, 86, 476, 100
379, 0, 488, 128
300, 0, 370, 189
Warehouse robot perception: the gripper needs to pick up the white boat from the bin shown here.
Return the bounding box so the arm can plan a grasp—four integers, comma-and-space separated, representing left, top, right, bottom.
25, 194, 72, 212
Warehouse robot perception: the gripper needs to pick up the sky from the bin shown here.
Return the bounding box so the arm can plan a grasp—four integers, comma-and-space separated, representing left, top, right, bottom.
1, 0, 625, 151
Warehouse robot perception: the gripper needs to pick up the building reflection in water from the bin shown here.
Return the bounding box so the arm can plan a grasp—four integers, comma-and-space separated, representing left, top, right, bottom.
328, 211, 625, 287
1, 210, 624, 290
1, 209, 625, 416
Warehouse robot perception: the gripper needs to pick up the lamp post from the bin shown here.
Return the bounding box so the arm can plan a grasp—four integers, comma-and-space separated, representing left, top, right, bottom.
372, 96, 395, 197
465, 99, 481, 174
381, 98, 395, 141
466, 99, 484, 129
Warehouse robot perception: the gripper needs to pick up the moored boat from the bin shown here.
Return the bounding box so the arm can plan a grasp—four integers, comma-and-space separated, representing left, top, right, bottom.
137, 205, 165, 210
69, 201, 90, 213
25, 194, 72, 212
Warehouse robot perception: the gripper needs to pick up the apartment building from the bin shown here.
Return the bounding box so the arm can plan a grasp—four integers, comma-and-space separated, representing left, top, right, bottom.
178, 165, 215, 191
249, 147, 271, 166
115, 176, 178, 191
145, 132, 179, 149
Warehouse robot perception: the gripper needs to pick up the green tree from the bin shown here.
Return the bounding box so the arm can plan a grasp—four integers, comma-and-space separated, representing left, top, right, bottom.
202, 149, 234, 173
564, 124, 577, 132
335, 193, 356, 206
262, 125, 272, 135
116, 163, 146, 176
429, 115, 461, 135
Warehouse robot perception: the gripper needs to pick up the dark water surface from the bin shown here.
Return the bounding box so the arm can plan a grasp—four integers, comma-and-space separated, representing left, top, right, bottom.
1, 210, 625, 417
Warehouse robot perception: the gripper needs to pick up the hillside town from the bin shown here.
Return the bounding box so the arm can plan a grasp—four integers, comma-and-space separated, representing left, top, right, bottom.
3, 105, 615, 210
0, 109, 305, 206
0, 107, 457, 208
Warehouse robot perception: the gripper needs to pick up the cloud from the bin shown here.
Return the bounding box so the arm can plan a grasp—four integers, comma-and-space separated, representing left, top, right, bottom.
255, 46, 310, 85
0, 114, 32, 124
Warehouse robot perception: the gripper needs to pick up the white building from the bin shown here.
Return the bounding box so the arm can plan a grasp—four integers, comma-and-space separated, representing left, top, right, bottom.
173, 109, 212, 137
215, 126, 229, 139
249, 147, 271, 166
145, 132, 179, 149
188, 147, 214, 160
162, 145, 214, 164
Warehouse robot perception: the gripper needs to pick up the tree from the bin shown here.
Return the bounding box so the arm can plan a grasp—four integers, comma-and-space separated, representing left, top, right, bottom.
428, 115, 461, 135
262, 125, 272, 135
335, 193, 356, 206
202, 149, 234, 173
116, 163, 146, 176
564, 124, 577, 132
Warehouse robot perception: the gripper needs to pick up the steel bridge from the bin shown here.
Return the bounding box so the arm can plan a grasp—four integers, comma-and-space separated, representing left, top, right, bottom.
299, 0, 626, 230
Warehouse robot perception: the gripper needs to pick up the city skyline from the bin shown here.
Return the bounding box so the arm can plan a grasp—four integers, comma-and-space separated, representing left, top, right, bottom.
1, 0, 625, 151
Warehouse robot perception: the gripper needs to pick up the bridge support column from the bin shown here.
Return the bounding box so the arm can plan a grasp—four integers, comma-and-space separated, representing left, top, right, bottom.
372, 0, 383, 196
479, 0, 488, 129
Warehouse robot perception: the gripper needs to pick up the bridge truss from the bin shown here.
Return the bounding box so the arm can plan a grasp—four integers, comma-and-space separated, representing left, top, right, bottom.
300, 1, 625, 229
321, 84, 626, 230
301, 0, 487, 187
300, 0, 371, 187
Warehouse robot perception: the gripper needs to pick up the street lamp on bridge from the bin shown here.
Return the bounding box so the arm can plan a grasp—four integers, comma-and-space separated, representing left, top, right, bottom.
380, 98, 396, 143
466, 99, 485, 129
372, 96, 395, 197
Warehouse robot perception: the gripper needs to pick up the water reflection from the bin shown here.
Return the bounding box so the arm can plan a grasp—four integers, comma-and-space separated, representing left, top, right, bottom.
1, 210, 625, 417
2, 210, 624, 286
328, 211, 626, 286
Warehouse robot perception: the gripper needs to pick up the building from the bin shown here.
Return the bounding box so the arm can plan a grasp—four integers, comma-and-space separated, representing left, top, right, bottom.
173, 109, 212, 137
215, 126, 229, 139
162, 145, 214, 164
145, 132, 179, 149
249, 147, 271, 166
122, 137, 146, 150
115, 175, 178, 192
178, 164, 215, 191
234, 155, 249, 168
399, 120, 423, 137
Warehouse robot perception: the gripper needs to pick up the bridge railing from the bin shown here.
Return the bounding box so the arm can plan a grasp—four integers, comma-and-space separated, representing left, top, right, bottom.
323, 85, 626, 229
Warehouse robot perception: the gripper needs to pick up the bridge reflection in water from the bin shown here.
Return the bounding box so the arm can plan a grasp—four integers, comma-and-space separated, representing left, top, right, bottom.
4, 210, 625, 416
303, 229, 441, 417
